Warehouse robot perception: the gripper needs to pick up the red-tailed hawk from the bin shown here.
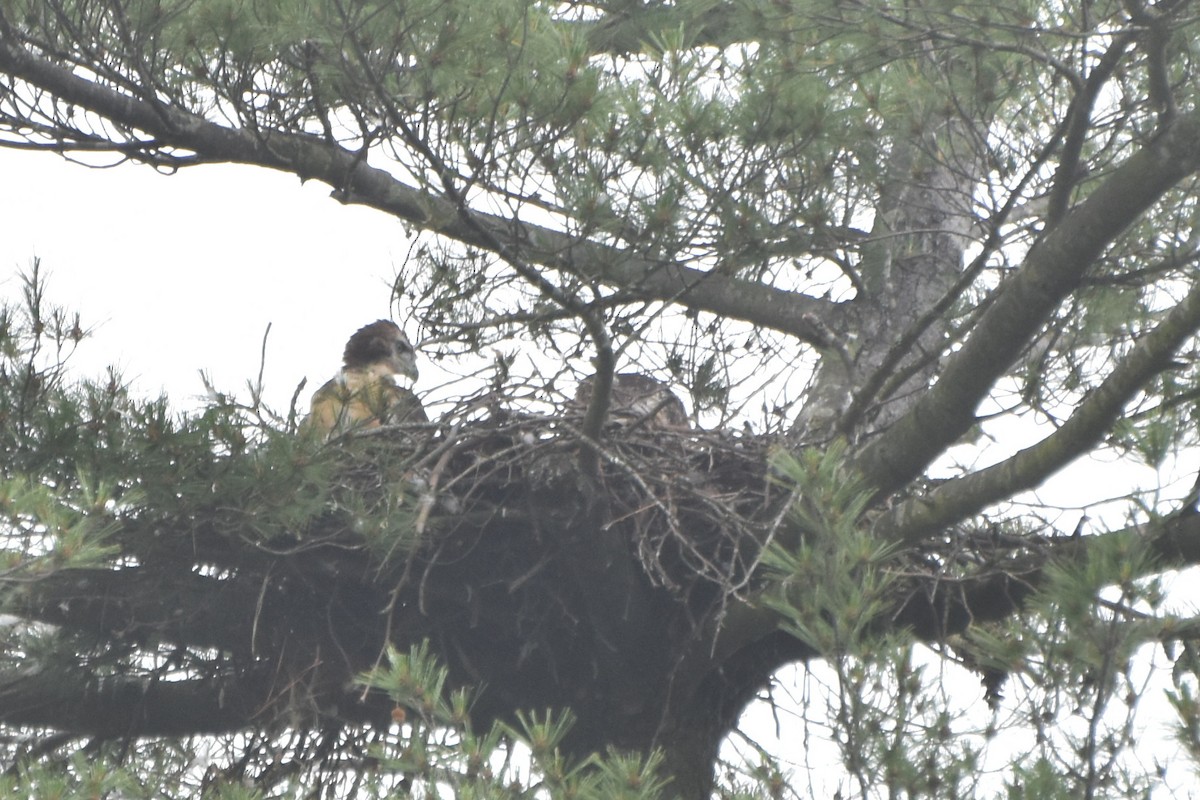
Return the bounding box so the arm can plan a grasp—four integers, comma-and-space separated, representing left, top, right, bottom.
574, 372, 689, 430
303, 320, 427, 438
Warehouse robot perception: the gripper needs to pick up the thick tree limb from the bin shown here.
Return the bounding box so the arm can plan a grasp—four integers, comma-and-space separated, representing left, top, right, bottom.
710, 494, 1200, 691
5, 567, 258, 653
852, 109, 1200, 496
0, 667, 273, 738
876, 276, 1200, 543
0, 29, 839, 346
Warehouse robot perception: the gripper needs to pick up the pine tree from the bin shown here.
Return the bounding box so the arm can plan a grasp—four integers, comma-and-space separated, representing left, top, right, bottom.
3, 1, 1200, 797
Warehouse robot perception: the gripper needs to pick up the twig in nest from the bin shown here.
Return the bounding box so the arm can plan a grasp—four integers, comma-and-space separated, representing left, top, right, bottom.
414, 443, 458, 535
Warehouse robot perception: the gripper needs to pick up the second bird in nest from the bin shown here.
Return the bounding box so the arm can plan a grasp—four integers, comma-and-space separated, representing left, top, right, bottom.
574, 372, 689, 431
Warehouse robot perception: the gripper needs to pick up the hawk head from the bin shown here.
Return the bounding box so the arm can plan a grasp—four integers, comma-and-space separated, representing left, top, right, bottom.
342, 320, 418, 381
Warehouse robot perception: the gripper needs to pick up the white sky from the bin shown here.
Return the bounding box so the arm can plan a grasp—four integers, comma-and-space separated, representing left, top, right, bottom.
0, 146, 415, 412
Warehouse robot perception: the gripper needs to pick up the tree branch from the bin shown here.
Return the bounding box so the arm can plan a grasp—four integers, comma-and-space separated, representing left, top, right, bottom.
710, 492, 1200, 699
876, 276, 1200, 543
579, 0, 774, 56
1044, 31, 1137, 226
6, 567, 258, 654
0, 667, 273, 738
0, 29, 840, 346
852, 108, 1200, 497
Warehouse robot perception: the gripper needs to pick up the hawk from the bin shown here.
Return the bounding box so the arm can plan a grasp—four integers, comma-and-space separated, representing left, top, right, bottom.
574, 372, 689, 430
303, 320, 427, 438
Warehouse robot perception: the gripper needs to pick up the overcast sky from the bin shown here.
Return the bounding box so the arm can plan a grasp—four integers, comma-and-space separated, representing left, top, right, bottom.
0, 146, 415, 413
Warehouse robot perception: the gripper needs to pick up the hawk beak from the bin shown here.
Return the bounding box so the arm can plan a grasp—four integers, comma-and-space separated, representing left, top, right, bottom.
396, 352, 419, 381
